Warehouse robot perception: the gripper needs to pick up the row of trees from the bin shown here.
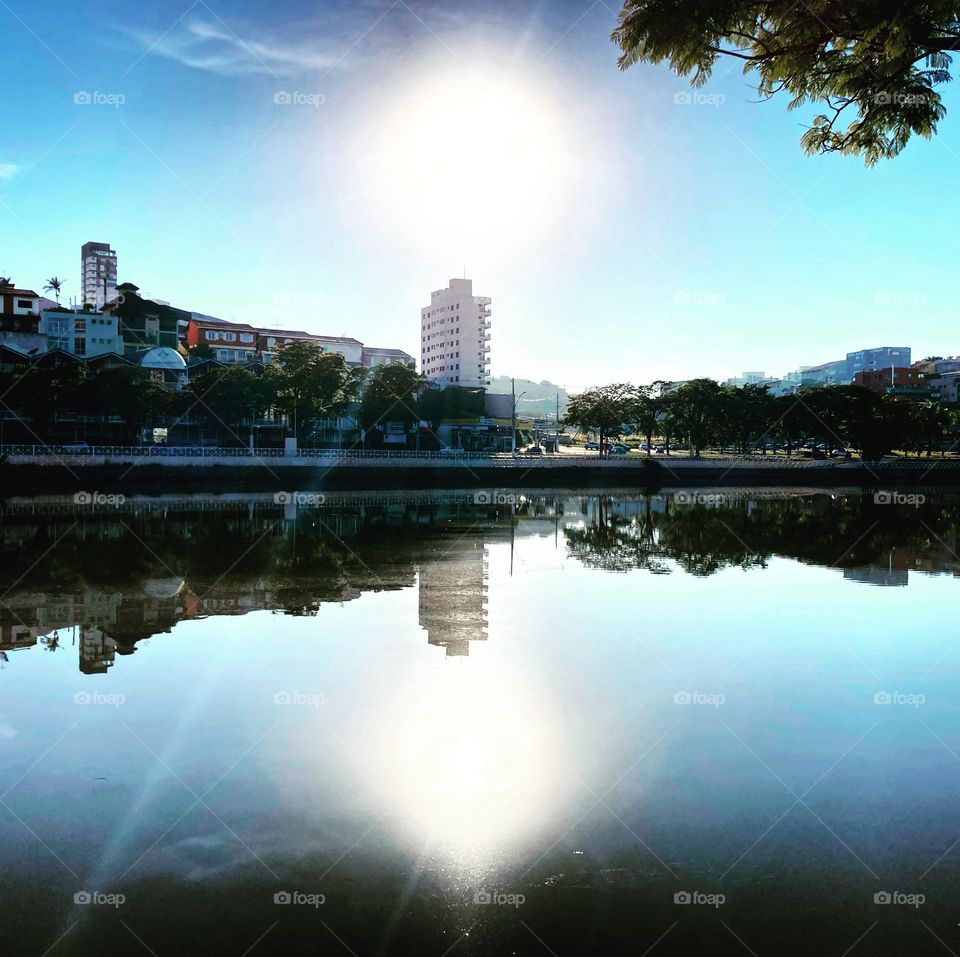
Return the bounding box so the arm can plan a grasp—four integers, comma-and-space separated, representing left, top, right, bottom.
0, 341, 479, 448
564, 379, 957, 460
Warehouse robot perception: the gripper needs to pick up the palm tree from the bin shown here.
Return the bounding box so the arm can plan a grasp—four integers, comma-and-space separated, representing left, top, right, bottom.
0, 276, 11, 287
43, 277, 64, 304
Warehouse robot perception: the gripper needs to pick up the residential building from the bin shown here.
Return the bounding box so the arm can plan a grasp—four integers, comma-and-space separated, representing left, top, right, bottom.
186, 314, 259, 364
913, 357, 960, 377
421, 278, 491, 388
926, 373, 960, 404
80, 241, 118, 309
846, 346, 911, 380
418, 537, 489, 656
853, 367, 933, 395
40, 309, 124, 358
258, 329, 363, 366
725, 371, 771, 388
362, 346, 415, 368
104, 283, 188, 358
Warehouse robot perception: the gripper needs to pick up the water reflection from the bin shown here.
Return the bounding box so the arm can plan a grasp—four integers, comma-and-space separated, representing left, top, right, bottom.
2, 488, 960, 674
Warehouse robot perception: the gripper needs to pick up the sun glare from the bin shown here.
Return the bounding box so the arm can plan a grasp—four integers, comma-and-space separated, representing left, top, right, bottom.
354, 66, 576, 259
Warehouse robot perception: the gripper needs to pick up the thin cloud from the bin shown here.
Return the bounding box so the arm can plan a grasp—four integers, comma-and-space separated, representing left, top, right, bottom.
0, 163, 20, 180
124, 19, 344, 77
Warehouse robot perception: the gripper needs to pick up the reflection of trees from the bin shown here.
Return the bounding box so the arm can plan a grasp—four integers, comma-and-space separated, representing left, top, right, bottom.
565, 494, 960, 577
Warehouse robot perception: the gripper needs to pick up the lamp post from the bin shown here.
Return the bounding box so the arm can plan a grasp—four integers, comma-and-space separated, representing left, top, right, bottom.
511, 379, 527, 455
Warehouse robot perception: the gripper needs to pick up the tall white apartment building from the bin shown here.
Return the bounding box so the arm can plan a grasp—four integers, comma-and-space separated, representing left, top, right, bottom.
81, 241, 117, 309
420, 277, 491, 388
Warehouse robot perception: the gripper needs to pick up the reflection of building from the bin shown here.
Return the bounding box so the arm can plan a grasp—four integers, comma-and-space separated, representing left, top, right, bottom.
418, 539, 489, 656
79, 628, 117, 674
843, 567, 909, 587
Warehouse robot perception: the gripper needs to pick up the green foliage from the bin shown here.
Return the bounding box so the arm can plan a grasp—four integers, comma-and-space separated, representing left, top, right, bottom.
565, 382, 637, 450
182, 365, 276, 442
265, 342, 356, 440
358, 364, 427, 441
613, 1, 956, 163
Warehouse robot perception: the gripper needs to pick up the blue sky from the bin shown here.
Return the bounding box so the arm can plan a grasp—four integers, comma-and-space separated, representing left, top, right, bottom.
1, 0, 958, 391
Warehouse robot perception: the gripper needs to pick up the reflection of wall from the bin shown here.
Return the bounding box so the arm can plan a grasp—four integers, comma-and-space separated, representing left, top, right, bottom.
418, 540, 489, 656
843, 567, 909, 587
80, 628, 117, 674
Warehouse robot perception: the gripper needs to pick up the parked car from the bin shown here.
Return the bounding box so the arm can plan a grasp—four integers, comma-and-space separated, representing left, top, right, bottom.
610, 444, 630, 455
654, 446, 666, 454
804, 447, 827, 460
830, 448, 851, 459
584, 441, 600, 450
519, 446, 543, 456
639, 443, 649, 451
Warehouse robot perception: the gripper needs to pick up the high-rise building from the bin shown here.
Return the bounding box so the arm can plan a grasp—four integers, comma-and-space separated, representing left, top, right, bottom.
420, 277, 491, 388
846, 346, 911, 381
80, 241, 118, 309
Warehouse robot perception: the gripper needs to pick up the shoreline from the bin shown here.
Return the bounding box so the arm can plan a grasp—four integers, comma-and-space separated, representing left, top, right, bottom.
2, 455, 958, 493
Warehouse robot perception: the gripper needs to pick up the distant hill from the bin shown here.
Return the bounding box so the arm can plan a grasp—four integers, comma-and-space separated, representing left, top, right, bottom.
488, 377, 569, 419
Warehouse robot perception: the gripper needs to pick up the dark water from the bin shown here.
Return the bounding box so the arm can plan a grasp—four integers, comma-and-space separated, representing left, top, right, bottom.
2, 488, 960, 955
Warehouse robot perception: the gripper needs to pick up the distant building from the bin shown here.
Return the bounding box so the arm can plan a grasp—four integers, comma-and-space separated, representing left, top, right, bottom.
927, 372, 960, 404
362, 346, 415, 368
421, 278, 491, 388
846, 346, 911, 381
258, 329, 363, 366
80, 241, 118, 309
103, 283, 188, 357
854, 367, 933, 395
186, 314, 259, 364
40, 309, 124, 359
418, 538, 489, 656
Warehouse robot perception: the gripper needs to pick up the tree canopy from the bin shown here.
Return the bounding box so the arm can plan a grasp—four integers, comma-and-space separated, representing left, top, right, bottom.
613, 1, 959, 163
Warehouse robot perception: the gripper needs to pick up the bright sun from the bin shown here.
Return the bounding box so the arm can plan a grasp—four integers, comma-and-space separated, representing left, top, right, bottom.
354, 67, 576, 259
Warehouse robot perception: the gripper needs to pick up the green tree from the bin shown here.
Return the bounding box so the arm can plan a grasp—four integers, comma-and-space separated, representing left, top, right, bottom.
87, 367, 172, 443
564, 383, 637, 455
266, 342, 356, 442
665, 379, 726, 457
613, 1, 956, 163
183, 365, 276, 445
43, 277, 64, 304
358, 364, 427, 448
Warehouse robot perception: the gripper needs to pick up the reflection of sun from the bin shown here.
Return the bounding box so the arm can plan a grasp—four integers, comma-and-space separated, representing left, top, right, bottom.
354, 67, 576, 259
364, 658, 565, 870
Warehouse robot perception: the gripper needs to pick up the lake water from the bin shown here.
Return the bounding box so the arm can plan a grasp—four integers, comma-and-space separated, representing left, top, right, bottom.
2, 488, 960, 955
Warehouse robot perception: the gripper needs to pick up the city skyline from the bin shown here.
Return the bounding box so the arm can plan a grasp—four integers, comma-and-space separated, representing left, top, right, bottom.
4, 0, 959, 391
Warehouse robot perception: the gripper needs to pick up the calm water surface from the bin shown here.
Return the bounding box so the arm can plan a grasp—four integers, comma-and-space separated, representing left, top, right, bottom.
2, 488, 960, 955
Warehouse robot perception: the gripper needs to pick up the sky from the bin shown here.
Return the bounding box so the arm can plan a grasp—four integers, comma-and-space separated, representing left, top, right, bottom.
1, 0, 958, 392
